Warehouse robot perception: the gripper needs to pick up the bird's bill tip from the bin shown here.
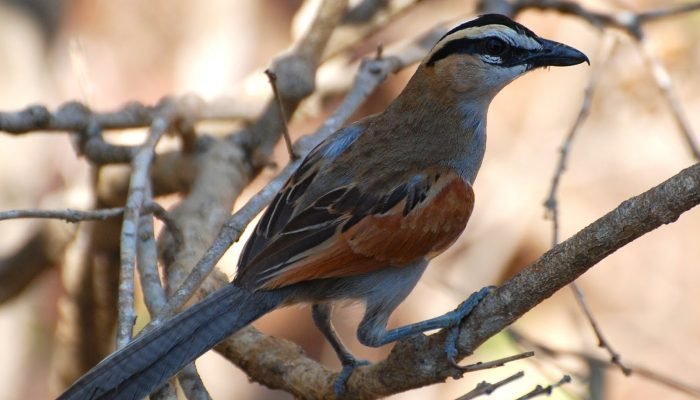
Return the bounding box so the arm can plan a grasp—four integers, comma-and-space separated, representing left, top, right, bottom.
529, 39, 590, 68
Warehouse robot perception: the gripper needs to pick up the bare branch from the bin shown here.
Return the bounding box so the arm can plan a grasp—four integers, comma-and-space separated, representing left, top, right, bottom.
449, 162, 700, 378
0, 101, 151, 134
207, 163, 700, 398
507, 0, 696, 38
510, 331, 700, 398
0, 95, 259, 135
136, 185, 182, 398
455, 371, 525, 400
116, 109, 172, 349
638, 37, 700, 161
456, 352, 535, 375
544, 34, 616, 243
264, 69, 296, 160
638, 1, 700, 22
323, 0, 423, 59
0, 207, 124, 222
542, 33, 632, 376
145, 202, 184, 252
515, 375, 571, 400
568, 282, 631, 375
137, 189, 167, 316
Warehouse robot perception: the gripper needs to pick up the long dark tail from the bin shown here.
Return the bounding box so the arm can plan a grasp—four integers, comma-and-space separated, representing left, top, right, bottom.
58, 284, 284, 400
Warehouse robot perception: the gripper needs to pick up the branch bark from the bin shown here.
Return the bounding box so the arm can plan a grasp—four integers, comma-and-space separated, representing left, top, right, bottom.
211, 162, 700, 399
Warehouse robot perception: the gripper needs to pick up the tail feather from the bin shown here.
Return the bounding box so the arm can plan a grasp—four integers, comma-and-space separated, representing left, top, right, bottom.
59, 285, 283, 400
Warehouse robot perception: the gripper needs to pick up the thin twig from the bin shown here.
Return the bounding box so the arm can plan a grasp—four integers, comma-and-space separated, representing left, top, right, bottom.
135, 184, 180, 399
509, 0, 700, 161
512, 0, 700, 38
542, 34, 632, 376
510, 330, 700, 398
638, 1, 700, 22
457, 351, 535, 375
544, 34, 617, 242
0, 207, 124, 222
632, 364, 700, 398
569, 283, 631, 375
515, 375, 572, 400
0, 95, 259, 135
116, 110, 172, 349
265, 69, 297, 160
455, 371, 525, 400
145, 202, 184, 251
136, 185, 167, 316
138, 187, 209, 398
323, 0, 422, 60
0, 203, 177, 244
637, 37, 700, 161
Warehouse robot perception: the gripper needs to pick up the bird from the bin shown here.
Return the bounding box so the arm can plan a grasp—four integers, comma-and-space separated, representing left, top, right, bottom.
59, 13, 588, 400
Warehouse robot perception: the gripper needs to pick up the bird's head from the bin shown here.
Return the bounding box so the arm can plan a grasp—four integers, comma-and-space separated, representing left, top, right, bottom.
422, 14, 589, 99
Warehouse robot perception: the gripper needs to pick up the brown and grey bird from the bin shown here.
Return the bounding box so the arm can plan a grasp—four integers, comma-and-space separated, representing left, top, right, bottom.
59, 13, 588, 399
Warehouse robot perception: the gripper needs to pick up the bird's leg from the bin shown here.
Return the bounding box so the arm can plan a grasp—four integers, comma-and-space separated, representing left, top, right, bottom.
311, 303, 370, 395
358, 287, 492, 365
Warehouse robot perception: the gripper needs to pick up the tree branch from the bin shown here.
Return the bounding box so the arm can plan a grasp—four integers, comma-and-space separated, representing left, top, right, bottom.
116, 109, 173, 349
210, 162, 700, 398
455, 371, 525, 400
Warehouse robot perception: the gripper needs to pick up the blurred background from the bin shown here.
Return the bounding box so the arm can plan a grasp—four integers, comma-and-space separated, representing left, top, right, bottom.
0, 0, 699, 399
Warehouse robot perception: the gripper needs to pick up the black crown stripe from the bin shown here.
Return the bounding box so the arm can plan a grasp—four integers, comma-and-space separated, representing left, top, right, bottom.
436, 14, 536, 44
426, 14, 538, 67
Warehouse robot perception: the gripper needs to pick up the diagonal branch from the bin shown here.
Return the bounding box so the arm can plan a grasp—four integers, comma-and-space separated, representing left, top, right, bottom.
455, 371, 525, 400
211, 162, 700, 398
638, 37, 700, 161
451, 162, 700, 363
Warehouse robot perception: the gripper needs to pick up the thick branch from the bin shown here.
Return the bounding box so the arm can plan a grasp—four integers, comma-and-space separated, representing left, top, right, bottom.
0, 95, 257, 135
214, 163, 700, 398
446, 163, 700, 374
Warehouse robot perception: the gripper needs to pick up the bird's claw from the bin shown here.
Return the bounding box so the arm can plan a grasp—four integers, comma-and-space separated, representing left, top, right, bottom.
443, 286, 494, 374
333, 358, 371, 396
450, 286, 493, 321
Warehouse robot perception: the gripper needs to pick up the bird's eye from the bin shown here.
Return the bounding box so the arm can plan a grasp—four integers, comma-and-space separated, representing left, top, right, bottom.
482, 37, 508, 56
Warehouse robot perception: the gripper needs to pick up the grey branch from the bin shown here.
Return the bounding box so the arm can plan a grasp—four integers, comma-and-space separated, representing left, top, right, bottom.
210, 163, 700, 398
456, 351, 534, 375
543, 34, 632, 376
638, 38, 700, 161
0, 95, 257, 135
505, 0, 700, 38
0, 207, 124, 222
455, 371, 525, 400
116, 110, 172, 349
510, 329, 700, 398
515, 375, 572, 400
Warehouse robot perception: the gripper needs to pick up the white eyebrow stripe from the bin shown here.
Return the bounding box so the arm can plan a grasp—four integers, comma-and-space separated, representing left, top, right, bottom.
431, 24, 542, 57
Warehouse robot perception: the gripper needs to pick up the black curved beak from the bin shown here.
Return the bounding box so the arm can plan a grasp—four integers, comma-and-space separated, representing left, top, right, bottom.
528, 38, 589, 69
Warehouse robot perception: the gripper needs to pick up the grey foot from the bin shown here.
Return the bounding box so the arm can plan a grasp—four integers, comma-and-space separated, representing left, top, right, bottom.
444, 286, 493, 366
